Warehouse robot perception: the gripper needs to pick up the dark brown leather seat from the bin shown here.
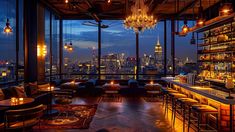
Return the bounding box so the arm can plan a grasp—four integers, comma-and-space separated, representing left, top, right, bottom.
4, 104, 46, 131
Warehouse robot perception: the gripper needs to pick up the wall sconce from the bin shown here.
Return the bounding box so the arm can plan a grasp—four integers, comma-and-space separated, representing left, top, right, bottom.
37, 45, 47, 57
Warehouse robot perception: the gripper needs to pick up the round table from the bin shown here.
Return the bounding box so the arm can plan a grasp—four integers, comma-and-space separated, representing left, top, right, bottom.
0, 98, 34, 107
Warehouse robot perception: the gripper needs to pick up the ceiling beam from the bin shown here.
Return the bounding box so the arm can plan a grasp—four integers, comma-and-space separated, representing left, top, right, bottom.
39, 0, 63, 17
149, 0, 168, 13
176, 0, 199, 16
85, 0, 101, 22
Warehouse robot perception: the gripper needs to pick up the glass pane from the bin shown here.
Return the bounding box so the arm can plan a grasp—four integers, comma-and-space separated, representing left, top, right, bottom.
63, 20, 98, 80
101, 20, 136, 80
0, 0, 16, 83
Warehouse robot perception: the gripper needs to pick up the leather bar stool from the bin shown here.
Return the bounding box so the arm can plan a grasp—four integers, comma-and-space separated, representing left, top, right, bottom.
168, 93, 187, 123
161, 88, 179, 115
188, 104, 218, 132
161, 87, 178, 107
174, 98, 199, 131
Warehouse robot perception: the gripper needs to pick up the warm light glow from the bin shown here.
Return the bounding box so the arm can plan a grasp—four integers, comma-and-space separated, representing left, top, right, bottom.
219, 3, 233, 16
37, 45, 47, 57
65, 0, 69, 3
196, 19, 204, 26
124, 0, 157, 33
107, 0, 111, 4
71, 80, 75, 84
19, 98, 23, 101
11, 97, 17, 103
2, 71, 7, 77
3, 18, 13, 34
182, 24, 189, 34
64, 44, 68, 49
150, 81, 154, 85
110, 81, 114, 85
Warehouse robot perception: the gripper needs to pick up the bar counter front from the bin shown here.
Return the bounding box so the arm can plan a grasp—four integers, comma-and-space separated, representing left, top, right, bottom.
162, 77, 235, 132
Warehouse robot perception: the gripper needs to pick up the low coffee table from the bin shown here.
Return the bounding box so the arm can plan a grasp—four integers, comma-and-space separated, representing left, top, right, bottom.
0, 98, 34, 107
102, 83, 120, 98
145, 83, 162, 99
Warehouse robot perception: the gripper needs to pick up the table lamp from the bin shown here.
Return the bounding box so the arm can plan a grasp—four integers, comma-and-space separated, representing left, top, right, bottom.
225, 77, 234, 99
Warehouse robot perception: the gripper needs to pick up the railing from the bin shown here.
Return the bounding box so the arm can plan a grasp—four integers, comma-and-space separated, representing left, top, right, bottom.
45, 73, 175, 82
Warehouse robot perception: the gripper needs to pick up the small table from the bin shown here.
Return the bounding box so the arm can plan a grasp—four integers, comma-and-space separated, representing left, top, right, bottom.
145, 83, 162, 98
60, 82, 81, 90
102, 83, 120, 98
0, 98, 34, 107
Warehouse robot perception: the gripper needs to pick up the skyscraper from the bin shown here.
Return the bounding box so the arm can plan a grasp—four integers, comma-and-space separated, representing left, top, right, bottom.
154, 36, 163, 71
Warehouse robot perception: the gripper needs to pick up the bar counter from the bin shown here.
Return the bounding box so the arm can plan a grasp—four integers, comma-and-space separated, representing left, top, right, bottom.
162, 77, 235, 132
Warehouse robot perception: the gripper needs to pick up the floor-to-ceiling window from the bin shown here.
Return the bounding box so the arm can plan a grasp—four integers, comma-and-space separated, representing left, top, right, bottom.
0, 0, 16, 83
63, 20, 98, 79
101, 20, 136, 80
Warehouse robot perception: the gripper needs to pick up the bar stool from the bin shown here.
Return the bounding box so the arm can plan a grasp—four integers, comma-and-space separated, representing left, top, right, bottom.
161, 87, 178, 107
168, 93, 187, 121
188, 104, 218, 132
174, 98, 199, 131
161, 88, 179, 115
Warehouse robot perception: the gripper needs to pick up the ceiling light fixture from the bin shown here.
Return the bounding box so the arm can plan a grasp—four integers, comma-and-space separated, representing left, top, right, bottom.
196, 0, 205, 26
124, 0, 157, 33
219, 2, 233, 16
182, 20, 189, 34
4, 18, 13, 34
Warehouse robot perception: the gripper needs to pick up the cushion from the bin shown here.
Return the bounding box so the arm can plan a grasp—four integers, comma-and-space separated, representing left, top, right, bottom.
87, 79, 97, 85
2, 87, 18, 99
0, 89, 5, 100
28, 82, 38, 96
128, 79, 138, 88
14, 86, 27, 98
38, 83, 50, 90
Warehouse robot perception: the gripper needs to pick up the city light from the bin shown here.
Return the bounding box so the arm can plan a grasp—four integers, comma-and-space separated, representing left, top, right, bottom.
2, 71, 7, 77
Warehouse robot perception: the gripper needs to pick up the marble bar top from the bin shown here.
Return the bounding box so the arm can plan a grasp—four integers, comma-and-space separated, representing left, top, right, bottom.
162, 77, 235, 105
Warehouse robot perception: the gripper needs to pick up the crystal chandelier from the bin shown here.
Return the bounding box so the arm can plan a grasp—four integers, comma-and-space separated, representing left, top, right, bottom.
124, 0, 157, 33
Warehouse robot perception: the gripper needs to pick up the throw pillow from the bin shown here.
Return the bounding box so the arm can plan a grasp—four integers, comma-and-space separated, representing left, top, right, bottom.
28, 82, 38, 95
14, 86, 27, 98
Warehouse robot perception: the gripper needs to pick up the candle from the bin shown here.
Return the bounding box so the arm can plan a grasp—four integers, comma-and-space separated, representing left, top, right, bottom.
110, 81, 114, 85
19, 98, 24, 101
11, 97, 16, 103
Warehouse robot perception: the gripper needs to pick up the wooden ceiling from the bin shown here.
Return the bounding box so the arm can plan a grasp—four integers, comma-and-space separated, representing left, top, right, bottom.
41, 0, 221, 21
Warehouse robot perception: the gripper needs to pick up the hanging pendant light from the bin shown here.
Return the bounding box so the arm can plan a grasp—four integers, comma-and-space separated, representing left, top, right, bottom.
219, 2, 233, 16
4, 18, 13, 34
182, 20, 189, 34
64, 43, 68, 49
196, 0, 205, 26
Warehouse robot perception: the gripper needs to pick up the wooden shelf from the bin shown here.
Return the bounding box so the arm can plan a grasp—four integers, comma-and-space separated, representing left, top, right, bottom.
198, 40, 235, 47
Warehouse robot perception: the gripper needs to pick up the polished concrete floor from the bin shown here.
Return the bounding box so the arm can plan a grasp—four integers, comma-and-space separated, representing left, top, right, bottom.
34, 96, 179, 132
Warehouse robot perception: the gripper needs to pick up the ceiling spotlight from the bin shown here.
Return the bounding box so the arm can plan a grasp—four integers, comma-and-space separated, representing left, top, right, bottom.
219, 3, 233, 16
